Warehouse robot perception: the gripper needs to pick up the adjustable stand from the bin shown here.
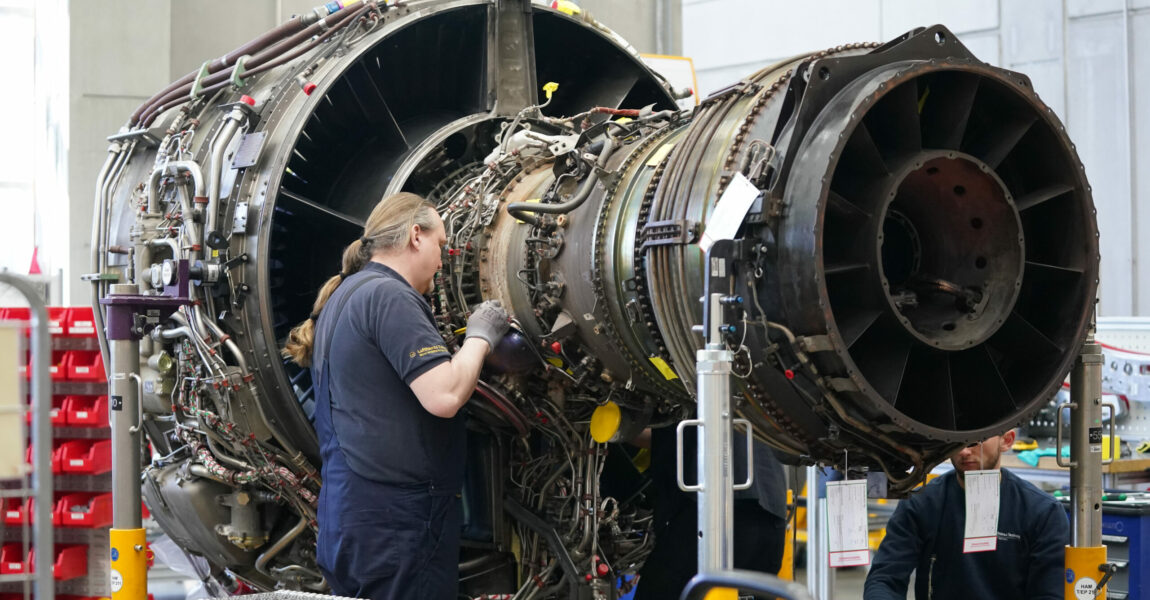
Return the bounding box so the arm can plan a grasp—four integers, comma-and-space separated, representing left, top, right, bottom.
679, 240, 811, 600
102, 280, 188, 600
1059, 316, 1117, 599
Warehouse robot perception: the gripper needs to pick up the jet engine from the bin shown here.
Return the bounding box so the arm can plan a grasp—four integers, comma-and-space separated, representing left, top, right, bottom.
93, 0, 1098, 596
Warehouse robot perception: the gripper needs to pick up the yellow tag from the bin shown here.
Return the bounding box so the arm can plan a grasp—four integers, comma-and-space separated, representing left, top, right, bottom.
648, 356, 678, 380
646, 142, 675, 167
543, 82, 559, 100
212, 249, 219, 258
551, 1, 581, 16
615, 117, 633, 124
514, 198, 540, 224
546, 357, 564, 368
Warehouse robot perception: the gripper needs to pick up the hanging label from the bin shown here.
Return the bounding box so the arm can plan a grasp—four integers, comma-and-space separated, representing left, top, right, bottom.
699, 172, 761, 252
826, 479, 870, 567
963, 469, 1000, 553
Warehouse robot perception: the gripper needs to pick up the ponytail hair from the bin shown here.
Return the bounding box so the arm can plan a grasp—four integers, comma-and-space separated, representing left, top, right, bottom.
282, 192, 438, 366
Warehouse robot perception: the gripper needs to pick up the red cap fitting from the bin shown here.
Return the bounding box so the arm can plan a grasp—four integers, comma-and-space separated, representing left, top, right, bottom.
303, 82, 317, 96
596, 563, 609, 577
784, 369, 795, 380
584, 574, 593, 582
550, 341, 562, 354
240, 95, 256, 107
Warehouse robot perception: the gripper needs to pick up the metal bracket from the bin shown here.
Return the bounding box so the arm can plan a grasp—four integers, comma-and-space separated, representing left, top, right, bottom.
641, 219, 699, 250
81, 272, 122, 282
230, 55, 251, 89
190, 60, 213, 102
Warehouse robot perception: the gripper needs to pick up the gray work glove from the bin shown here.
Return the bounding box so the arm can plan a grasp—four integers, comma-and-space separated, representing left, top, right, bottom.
466, 300, 510, 354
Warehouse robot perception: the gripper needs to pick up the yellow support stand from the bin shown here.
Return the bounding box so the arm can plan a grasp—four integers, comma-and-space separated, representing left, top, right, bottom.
778, 489, 795, 581
1064, 545, 1107, 600
703, 588, 738, 600
110, 528, 148, 600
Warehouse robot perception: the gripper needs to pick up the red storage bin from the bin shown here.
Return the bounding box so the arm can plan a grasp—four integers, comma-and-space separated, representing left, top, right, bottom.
57, 440, 111, 475
64, 307, 97, 337
54, 492, 112, 529
0, 544, 25, 574
64, 395, 108, 427
20, 349, 65, 381
46, 307, 67, 336
0, 307, 31, 337
24, 395, 69, 426
28, 545, 88, 581
63, 351, 104, 382
28, 441, 64, 473
2, 498, 30, 525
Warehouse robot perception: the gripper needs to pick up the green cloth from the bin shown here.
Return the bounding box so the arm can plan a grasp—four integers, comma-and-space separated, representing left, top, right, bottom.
1016, 446, 1070, 467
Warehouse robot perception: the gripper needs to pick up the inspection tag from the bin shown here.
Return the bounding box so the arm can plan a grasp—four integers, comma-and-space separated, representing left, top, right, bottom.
827, 479, 870, 567
963, 469, 1000, 553
699, 172, 761, 252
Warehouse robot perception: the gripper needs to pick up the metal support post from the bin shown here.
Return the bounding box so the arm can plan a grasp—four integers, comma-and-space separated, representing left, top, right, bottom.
805, 466, 834, 600
680, 240, 810, 600
104, 283, 148, 600
99, 263, 188, 600
1059, 316, 1114, 599
0, 273, 54, 600
696, 291, 736, 573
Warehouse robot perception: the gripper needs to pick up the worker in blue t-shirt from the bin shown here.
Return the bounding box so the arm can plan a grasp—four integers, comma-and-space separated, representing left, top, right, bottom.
865, 429, 1069, 600
283, 192, 509, 600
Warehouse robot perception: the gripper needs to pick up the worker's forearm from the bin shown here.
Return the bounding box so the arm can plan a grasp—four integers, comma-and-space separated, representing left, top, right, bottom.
410, 337, 491, 418
444, 337, 489, 407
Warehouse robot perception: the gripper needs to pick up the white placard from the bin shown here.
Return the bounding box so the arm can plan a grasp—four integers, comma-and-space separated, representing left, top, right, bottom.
963, 469, 1000, 553
698, 172, 762, 252
827, 479, 870, 567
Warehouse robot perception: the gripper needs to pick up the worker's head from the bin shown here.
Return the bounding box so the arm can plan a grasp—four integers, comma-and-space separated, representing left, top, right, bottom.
282, 192, 441, 366
950, 428, 1016, 476
358, 192, 444, 294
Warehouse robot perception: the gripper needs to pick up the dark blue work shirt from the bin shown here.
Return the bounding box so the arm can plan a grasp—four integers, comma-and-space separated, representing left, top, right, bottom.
865, 468, 1068, 600
311, 262, 462, 493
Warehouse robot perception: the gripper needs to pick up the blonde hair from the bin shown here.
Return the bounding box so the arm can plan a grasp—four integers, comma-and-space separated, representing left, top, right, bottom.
282, 192, 438, 366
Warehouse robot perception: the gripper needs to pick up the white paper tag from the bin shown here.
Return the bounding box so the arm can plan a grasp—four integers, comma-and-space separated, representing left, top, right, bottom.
826, 479, 870, 567
963, 469, 1000, 553
699, 172, 761, 252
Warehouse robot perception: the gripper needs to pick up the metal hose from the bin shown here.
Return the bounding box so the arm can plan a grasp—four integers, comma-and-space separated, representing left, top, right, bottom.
506, 136, 618, 225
